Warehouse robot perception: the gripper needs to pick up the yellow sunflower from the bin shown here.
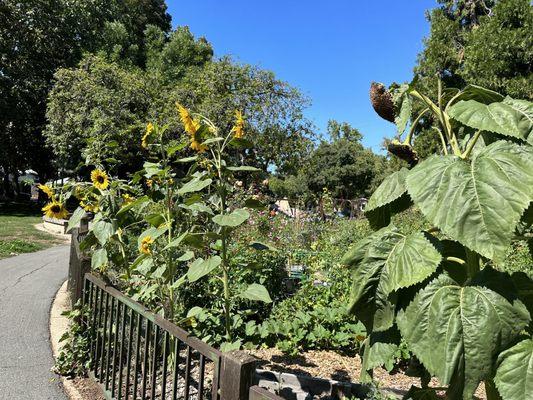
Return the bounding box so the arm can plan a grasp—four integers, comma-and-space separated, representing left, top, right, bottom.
42, 200, 69, 219
190, 135, 208, 153
122, 193, 135, 205
139, 236, 154, 255
142, 122, 154, 148
91, 169, 109, 190
176, 103, 200, 135
232, 110, 245, 138
37, 184, 54, 199
80, 200, 98, 213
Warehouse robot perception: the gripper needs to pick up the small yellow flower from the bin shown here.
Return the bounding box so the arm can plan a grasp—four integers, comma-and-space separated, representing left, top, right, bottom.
91, 169, 109, 190
42, 200, 69, 219
139, 236, 154, 255
80, 200, 98, 213
232, 110, 245, 138
146, 179, 153, 188
38, 184, 54, 199
122, 193, 135, 205
176, 103, 200, 135
142, 122, 154, 148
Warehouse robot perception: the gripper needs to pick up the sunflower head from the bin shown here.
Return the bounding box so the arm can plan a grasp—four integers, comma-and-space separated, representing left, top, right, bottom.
42, 200, 69, 220
38, 184, 54, 199
91, 169, 109, 190
190, 136, 208, 153
80, 199, 98, 213
139, 236, 154, 255
176, 102, 200, 135
122, 193, 135, 205
142, 122, 154, 149
232, 110, 245, 138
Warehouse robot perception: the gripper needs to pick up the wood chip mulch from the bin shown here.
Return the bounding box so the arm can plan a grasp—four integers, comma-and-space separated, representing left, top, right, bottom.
247, 348, 487, 399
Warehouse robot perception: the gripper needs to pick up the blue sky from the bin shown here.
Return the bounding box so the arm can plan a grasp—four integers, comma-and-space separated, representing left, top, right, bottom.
167, 0, 436, 152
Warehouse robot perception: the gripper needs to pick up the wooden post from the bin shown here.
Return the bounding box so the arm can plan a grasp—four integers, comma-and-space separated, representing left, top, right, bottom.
219, 351, 257, 400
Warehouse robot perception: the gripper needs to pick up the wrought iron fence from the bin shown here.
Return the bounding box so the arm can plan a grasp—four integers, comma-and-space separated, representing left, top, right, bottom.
70, 220, 284, 400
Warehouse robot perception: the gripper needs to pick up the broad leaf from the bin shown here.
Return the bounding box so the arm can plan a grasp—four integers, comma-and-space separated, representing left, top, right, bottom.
361, 327, 401, 376
176, 251, 194, 262
503, 97, 533, 144
92, 219, 115, 245
447, 84, 504, 106
448, 99, 533, 142
346, 226, 441, 332
137, 226, 167, 248
91, 248, 107, 270
406, 141, 533, 261
163, 232, 187, 250
494, 339, 533, 400
366, 168, 409, 212
187, 256, 221, 282
67, 207, 86, 233
240, 283, 272, 303
394, 85, 412, 134
177, 178, 212, 195
212, 209, 250, 227
396, 271, 530, 400
143, 161, 162, 178
116, 195, 149, 216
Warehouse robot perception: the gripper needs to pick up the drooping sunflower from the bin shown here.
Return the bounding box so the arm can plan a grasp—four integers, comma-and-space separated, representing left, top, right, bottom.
37, 184, 54, 199
176, 103, 199, 135
91, 169, 109, 190
142, 122, 154, 149
232, 110, 245, 138
190, 132, 208, 153
42, 200, 69, 219
139, 236, 154, 255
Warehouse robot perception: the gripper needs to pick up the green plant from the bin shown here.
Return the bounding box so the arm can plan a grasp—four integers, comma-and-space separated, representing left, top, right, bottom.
53, 303, 92, 377
345, 79, 533, 400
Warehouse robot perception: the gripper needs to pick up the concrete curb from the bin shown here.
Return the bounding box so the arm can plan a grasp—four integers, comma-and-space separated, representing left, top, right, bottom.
49, 280, 85, 400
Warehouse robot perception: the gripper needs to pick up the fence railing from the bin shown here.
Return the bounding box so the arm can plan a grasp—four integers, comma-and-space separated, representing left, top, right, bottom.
70, 224, 284, 400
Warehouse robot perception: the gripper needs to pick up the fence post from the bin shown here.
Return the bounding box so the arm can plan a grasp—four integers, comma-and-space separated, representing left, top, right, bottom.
219, 351, 257, 400
68, 223, 91, 307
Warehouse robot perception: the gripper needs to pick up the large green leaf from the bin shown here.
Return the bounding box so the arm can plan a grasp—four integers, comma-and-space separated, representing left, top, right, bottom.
406, 141, 533, 262
212, 209, 250, 227
503, 97, 533, 144
92, 219, 115, 245
448, 99, 533, 142
67, 206, 86, 233
361, 327, 401, 376
494, 339, 533, 400
187, 256, 221, 282
91, 248, 108, 270
447, 84, 504, 107
239, 283, 272, 303
177, 178, 212, 195
396, 271, 530, 400
366, 168, 409, 212
347, 226, 441, 332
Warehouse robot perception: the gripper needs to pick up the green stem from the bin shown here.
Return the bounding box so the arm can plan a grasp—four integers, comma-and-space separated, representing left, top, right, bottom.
403, 108, 429, 146
461, 130, 482, 159
433, 127, 449, 155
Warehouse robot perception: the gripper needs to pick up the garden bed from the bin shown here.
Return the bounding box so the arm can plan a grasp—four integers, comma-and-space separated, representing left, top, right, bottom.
248, 348, 487, 399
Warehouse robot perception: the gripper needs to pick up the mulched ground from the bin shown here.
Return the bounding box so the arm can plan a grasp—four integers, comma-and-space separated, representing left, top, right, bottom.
248, 348, 487, 399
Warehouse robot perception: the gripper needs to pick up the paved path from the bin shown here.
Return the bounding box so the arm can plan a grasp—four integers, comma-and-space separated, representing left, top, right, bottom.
0, 246, 69, 399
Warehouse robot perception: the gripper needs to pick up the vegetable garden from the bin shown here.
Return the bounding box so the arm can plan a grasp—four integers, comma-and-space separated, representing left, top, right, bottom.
44, 77, 533, 400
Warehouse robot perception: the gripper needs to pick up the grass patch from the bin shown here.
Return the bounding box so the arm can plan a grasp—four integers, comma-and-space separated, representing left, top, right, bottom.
0, 202, 65, 259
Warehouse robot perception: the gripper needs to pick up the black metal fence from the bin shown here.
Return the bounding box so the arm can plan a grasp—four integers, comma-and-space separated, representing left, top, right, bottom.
69, 224, 283, 400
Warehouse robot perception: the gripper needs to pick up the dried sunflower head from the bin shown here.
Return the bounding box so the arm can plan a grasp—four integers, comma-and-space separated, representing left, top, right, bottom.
370, 82, 395, 123
387, 139, 419, 167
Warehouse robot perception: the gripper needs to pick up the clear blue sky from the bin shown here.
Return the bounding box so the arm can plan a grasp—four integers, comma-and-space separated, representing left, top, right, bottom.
167, 0, 436, 152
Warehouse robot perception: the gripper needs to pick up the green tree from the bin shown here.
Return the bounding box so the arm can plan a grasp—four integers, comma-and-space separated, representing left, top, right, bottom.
327, 119, 363, 142
415, 0, 532, 100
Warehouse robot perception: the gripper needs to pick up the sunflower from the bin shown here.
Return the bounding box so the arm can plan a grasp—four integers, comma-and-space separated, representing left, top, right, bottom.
139, 236, 154, 255
42, 200, 69, 219
232, 110, 245, 138
142, 122, 154, 148
176, 103, 200, 135
80, 199, 98, 213
190, 135, 208, 153
122, 193, 135, 205
91, 169, 109, 190
37, 184, 54, 199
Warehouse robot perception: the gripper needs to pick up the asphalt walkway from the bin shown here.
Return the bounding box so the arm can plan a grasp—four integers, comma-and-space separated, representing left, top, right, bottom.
0, 245, 69, 399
